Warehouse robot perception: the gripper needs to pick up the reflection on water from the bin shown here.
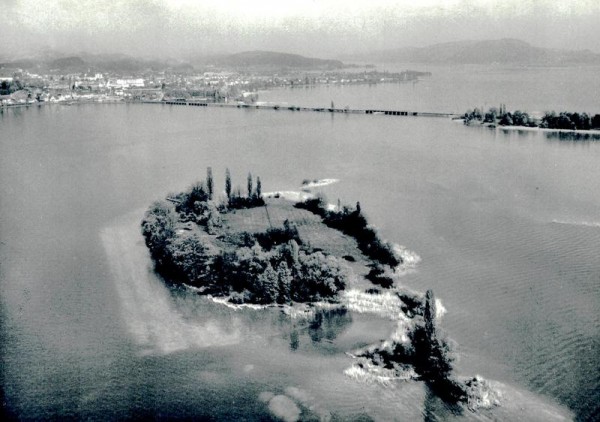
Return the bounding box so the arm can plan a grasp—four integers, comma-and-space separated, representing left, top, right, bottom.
1, 103, 595, 420
544, 131, 600, 142
423, 385, 463, 422
494, 126, 600, 143
290, 328, 300, 351
289, 308, 353, 351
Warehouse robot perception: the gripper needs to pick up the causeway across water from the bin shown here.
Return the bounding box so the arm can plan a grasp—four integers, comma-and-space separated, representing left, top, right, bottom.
157, 99, 460, 118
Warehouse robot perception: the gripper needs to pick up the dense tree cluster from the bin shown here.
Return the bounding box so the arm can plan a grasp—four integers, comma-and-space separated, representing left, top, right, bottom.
409, 290, 465, 401
463, 107, 536, 127
295, 198, 402, 268
222, 241, 347, 304
498, 110, 536, 127
171, 169, 264, 216
365, 264, 395, 288
359, 289, 466, 402
462, 107, 483, 124
540, 111, 600, 130
227, 170, 265, 209
0, 80, 24, 95
143, 213, 347, 304
141, 172, 348, 304
141, 200, 177, 268
464, 106, 600, 131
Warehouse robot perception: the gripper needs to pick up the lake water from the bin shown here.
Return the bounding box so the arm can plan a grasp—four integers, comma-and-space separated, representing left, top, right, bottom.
1, 67, 599, 421
260, 64, 600, 115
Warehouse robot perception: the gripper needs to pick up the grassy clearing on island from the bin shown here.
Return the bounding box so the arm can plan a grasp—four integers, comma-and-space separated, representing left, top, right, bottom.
223, 198, 374, 281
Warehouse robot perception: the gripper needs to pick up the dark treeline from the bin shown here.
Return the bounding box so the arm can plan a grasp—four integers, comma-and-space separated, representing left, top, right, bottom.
227, 172, 264, 209
295, 197, 402, 268
173, 168, 264, 216
463, 105, 600, 131
540, 111, 600, 130
410, 290, 466, 401
0, 80, 24, 95
142, 170, 348, 304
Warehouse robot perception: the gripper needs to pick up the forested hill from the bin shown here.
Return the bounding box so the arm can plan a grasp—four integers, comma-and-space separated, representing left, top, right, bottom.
198, 51, 345, 70
1, 50, 345, 73
0, 53, 193, 74
346, 39, 600, 65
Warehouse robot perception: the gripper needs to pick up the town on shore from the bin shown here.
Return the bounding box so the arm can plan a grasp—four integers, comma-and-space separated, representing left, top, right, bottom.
0, 60, 429, 107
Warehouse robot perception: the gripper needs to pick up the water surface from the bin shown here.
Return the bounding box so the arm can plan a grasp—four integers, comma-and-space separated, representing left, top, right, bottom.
1, 100, 598, 420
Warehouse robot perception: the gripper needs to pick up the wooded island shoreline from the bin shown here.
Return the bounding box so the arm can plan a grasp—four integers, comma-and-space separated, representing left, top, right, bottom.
462, 106, 600, 135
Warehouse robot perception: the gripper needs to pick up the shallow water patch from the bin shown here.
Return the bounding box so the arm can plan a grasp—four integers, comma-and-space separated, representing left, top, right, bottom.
100, 211, 241, 355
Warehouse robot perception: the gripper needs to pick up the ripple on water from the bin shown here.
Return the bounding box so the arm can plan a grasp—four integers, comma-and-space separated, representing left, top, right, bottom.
100, 210, 582, 422
415, 211, 599, 420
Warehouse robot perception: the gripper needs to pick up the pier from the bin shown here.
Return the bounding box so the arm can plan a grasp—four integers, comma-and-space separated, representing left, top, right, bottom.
158, 100, 460, 118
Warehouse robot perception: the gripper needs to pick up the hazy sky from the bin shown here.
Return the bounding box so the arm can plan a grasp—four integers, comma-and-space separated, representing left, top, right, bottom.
2, 0, 600, 59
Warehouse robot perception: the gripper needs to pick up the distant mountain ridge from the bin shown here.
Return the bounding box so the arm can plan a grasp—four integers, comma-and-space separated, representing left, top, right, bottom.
0, 53, 193, 74
347, 39, 600, 65
0, 50, 346, 73
198, 50, 345, 69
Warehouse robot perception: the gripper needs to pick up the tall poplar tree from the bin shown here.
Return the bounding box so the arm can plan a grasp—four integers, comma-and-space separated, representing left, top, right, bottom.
255, 176, 262, 198
225, 168, 232, 200
206, 167, 214, 200
247, 173, 253, 198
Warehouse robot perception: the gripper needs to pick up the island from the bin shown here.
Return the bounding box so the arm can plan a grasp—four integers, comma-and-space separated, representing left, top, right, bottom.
347, 288, 500, 410
141, 167, 499, 410
462, 106, 600, 132
141, 168, 400, 304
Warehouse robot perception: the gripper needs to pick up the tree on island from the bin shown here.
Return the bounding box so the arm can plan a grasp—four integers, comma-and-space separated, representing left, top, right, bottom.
422, 290, 453, 380
410, 289, 465, 401
354, 287, 469, 403
225, 168, 232, 200
206, 167, 214, 200
141, 200, 177, 266
276, 261, 292, 304
223, 170, 265, 210
247, 173, 253, 198
166, 233, 214, 284
462, 108, 482, 124
509, 110, 534, 127
483, 107, 498, 123
498, 113, 513, 126
256, 176, 262, 198
253, 263, 279, 303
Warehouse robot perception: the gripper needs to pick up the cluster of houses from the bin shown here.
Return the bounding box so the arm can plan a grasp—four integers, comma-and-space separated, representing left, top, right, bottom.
0, 67, 428, 108
0, 69, 264, 107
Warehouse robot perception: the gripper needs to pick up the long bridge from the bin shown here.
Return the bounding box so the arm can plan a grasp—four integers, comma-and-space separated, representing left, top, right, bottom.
158, 99, 460, 119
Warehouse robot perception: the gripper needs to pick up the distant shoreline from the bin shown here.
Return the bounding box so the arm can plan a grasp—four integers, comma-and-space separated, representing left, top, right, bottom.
2, 99, 460, 118
6, 102, 600, 139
